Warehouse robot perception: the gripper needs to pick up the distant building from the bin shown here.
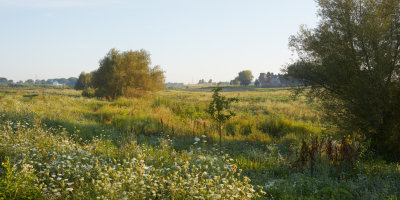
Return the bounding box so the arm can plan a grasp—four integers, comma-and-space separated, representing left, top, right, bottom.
217, 82, 230, 86
258, 72, 281, 87
52, 81, 63, 86
269, 77, 281, 87
256, 72, 302, 88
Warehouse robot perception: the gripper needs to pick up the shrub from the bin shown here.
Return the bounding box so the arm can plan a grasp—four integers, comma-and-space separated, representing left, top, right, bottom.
82, 87, 96, 98
91, 49, 165, 99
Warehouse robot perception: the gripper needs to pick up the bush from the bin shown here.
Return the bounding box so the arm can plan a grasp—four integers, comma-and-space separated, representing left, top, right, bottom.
91, 49, 165, 99
82, 87, 96, 98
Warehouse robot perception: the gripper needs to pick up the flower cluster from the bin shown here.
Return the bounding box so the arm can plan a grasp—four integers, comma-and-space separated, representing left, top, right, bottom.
0, 121, 259, 199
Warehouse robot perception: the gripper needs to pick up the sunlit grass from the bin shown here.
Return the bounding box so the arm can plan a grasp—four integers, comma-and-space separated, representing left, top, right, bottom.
0, 86, 399, 199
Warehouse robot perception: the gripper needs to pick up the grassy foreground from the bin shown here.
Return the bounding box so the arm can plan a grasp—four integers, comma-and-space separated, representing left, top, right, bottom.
0, 86, 399, 199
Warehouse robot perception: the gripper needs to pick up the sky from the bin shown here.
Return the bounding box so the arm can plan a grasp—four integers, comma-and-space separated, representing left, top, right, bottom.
0, 0, 319, 83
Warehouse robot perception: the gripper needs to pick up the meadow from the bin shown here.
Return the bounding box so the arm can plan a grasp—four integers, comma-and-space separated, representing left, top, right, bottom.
0, 85, 399, 199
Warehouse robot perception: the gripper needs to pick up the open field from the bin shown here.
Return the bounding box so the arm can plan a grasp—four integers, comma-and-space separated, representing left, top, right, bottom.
0, 86, 399, 199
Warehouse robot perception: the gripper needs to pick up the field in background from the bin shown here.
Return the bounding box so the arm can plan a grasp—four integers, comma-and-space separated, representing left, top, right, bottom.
0, 86, 399, 199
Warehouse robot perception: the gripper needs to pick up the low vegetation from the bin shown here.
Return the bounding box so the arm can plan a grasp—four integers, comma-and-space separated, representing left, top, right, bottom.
0, 86, 399, 199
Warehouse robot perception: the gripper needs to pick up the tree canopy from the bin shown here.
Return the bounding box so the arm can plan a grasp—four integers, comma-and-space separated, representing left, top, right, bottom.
232, 70, 253, 86
74, 72, 92, 90
0, 78, 8, 84
90, 49, 165, 99
287, 0, 400, 160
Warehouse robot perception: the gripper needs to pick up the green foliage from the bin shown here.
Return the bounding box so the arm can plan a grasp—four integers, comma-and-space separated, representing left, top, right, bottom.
207, 87, 238, 125
0, 78, 8, 85
74, 71, 92, 90
207, 87, 238, 151
82, 87, 96, 98
0, 157, 42, 200
91, 48, 165, 99
1, 87, 400, 199
232, 70, 254, 86
257, 116, 312, 138
230, 78, 240, 85
287, 0, 400, 161
225, 120, 254, 136
0, 120, 259, 199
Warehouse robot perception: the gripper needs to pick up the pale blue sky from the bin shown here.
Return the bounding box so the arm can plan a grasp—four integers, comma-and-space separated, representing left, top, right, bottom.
0, 0, 318, 83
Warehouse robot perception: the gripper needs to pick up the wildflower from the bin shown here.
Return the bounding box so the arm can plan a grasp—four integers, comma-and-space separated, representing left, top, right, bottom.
194, 137, 200, 142
66, 188, 74, 192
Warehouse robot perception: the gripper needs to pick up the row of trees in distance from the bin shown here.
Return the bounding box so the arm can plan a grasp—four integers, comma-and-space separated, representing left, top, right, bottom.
0, 77, 77, 87
198, 79, 213, 84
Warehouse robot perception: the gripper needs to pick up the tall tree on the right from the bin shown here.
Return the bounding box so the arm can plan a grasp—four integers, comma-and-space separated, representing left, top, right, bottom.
287, 0, 400, 160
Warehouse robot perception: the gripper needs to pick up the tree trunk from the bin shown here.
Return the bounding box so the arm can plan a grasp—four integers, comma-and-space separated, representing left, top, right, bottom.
219, 124, 222, 155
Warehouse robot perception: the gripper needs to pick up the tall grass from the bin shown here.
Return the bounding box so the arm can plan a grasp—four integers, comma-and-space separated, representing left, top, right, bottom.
0, 86, 399, 199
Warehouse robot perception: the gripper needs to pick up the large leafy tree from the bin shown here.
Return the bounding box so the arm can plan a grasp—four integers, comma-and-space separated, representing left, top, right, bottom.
233, 70, 253, 86
91, 49, 165, 99
287, 0, 400, 160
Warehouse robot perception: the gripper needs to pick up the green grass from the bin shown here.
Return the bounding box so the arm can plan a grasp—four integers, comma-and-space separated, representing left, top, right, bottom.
0, 86, 399, 199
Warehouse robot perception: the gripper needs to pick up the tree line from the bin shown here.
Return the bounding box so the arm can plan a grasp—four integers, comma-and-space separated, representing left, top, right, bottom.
0, 77, 77, 87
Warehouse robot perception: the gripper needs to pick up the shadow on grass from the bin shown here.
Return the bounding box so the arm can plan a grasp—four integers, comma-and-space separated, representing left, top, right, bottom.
170, 85, 300, 92
1, 109, 290, 168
